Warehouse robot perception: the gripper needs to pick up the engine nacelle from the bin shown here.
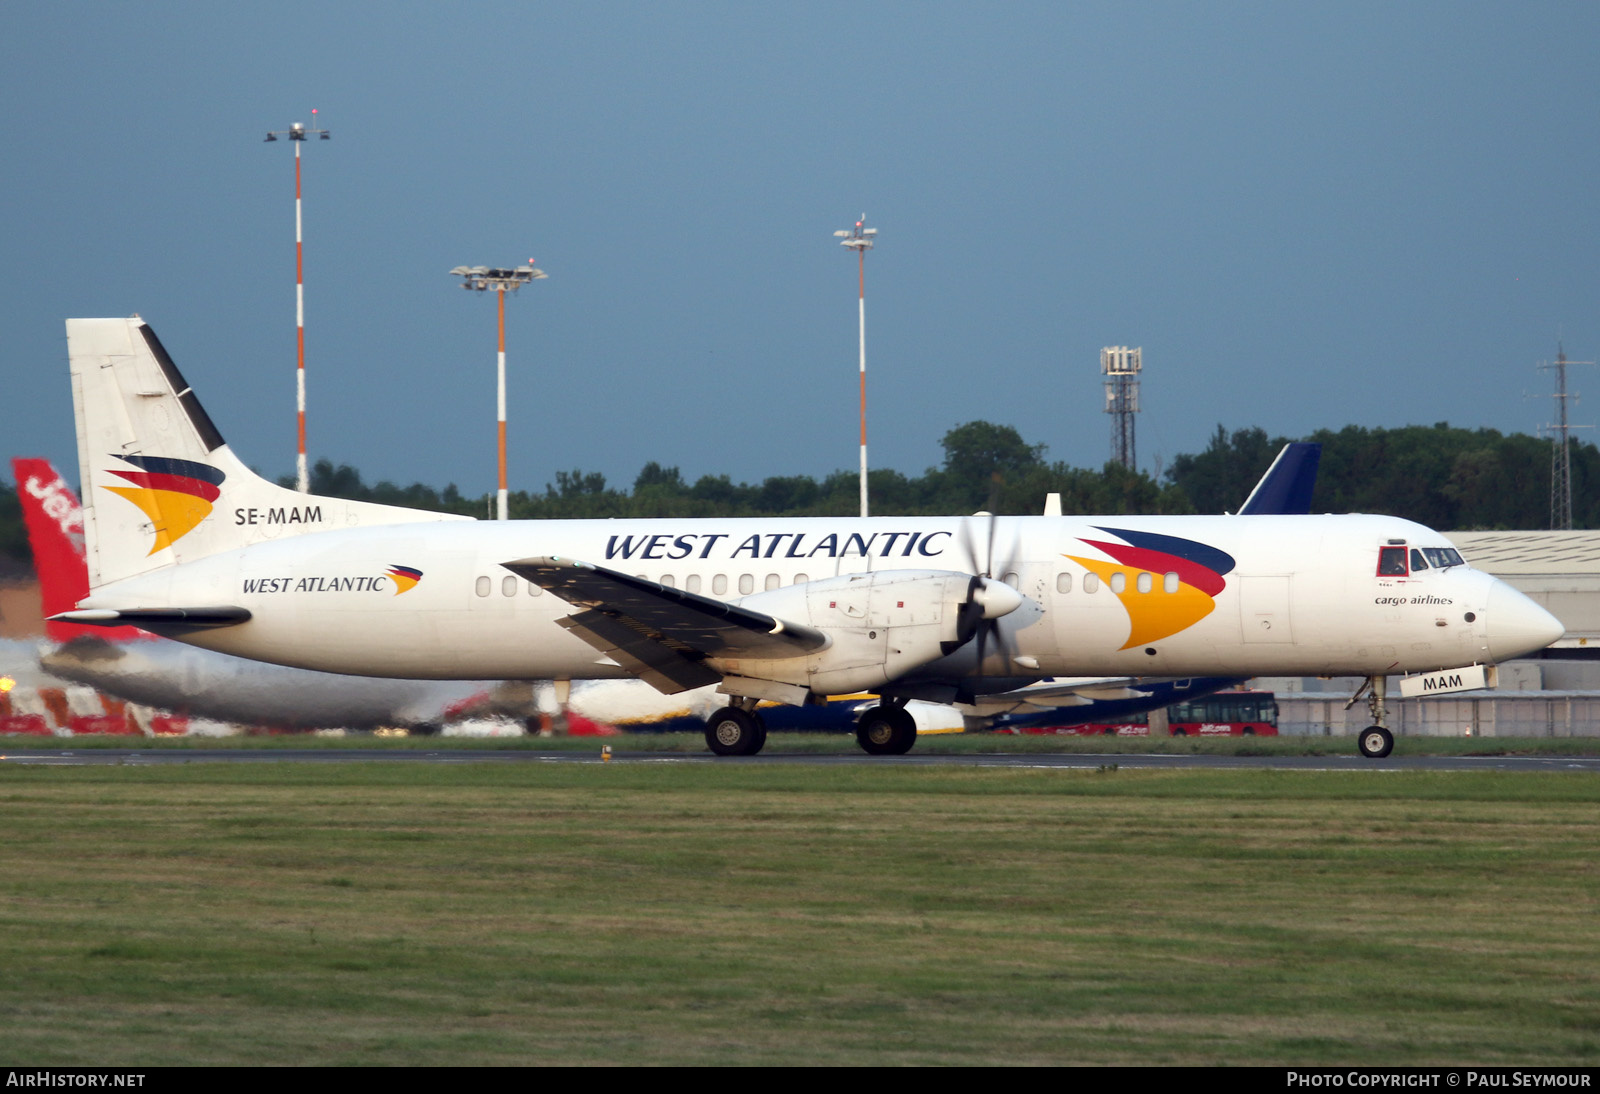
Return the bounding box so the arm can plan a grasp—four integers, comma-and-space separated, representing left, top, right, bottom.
711, 569, 1019, 696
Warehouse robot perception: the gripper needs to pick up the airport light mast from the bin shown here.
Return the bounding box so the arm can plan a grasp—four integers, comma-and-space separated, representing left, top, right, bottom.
264, 113, 331, 494
834, 216, 877, 518
450, 263, 547, 521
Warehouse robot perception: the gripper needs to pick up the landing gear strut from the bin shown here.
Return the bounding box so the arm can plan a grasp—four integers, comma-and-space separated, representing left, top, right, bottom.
1353, 675, 1394, 759
856, 701, 917, 756
705, 701, 767, 756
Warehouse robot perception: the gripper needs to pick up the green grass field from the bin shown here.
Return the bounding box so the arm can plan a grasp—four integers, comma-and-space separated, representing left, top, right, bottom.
0, 761, 1595, 1065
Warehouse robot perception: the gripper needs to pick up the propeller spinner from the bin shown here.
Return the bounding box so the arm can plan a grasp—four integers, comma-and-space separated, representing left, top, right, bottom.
950, 513, 1027, 671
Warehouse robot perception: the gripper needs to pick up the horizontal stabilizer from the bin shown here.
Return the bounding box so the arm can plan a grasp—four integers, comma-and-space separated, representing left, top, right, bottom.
49, 606, 251, 634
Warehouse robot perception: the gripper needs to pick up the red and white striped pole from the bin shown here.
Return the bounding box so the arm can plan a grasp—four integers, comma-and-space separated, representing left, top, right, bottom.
450, 262, 547, 521
497, 286, 508, 521
835, 217, 877, 518
294, 135, 307, 493
857, 240, 867, 519
265, 114, 329, 493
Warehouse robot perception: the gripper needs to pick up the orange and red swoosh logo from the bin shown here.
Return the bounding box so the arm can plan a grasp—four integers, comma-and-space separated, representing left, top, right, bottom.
386, 565, 423, 595
102, 455, 225, 555
1065, 527, 1236, 650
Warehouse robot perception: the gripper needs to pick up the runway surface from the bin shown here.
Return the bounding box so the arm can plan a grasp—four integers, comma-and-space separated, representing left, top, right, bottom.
2, 748, 1598, 772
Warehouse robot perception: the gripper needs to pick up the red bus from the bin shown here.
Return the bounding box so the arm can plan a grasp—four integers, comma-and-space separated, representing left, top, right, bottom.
999, 690, 1279, 737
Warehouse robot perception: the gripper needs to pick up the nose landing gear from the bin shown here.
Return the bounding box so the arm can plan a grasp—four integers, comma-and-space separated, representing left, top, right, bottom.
1349, 675, 1394, 758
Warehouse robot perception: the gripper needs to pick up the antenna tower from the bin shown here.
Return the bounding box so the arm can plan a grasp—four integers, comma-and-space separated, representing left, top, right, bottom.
1539, 343, 1595, 530
1102, 346, 1142, 469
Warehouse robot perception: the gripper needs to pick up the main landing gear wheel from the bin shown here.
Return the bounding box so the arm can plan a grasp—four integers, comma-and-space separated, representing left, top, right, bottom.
1358, 725, 1394, 759
856, 705, 917, 756
705, 707, 767, 757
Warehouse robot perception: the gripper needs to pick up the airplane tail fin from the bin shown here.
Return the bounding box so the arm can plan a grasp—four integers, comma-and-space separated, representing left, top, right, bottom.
1237, 443, 1321, 515
68, 317, 471, 591
10, 458, 147, 642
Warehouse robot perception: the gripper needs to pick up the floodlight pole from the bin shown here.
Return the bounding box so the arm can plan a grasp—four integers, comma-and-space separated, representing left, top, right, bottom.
498, 288, 507, 519
834, 216, 877, 517
265, 113, 330, 493
450, 263, 548, 520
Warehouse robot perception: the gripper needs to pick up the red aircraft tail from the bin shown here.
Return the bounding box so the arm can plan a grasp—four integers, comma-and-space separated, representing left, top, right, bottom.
12, 459, 148, 642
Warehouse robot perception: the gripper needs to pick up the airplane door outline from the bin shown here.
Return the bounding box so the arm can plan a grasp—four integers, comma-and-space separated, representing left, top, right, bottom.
1238, 574, 1294, 644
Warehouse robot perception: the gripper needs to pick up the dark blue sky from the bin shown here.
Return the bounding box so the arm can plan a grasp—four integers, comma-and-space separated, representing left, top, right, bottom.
5, 2, 1596, 501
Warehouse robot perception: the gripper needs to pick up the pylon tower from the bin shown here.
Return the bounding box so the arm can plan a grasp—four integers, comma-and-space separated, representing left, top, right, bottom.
1539, 344, 1594, 531
1102, 346, 1142, 470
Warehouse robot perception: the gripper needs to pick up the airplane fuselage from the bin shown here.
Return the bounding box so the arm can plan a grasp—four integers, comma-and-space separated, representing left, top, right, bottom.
80, 512, 1531, 687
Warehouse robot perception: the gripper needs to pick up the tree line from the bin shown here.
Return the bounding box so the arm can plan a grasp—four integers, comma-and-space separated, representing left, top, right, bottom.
3, 420, 1594, 572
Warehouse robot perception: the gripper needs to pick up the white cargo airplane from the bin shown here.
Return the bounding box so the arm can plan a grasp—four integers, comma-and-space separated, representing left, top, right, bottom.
53, 318, 1565, 758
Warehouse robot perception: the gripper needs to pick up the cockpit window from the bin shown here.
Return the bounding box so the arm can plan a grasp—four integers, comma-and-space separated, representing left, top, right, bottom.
1410, 548, 1429, 572
1421, 547, 1464, 570
1377, 546, 1408, 576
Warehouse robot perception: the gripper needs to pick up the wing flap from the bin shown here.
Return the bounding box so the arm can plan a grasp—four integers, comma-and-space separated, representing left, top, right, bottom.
555, 610, 723, 694
505, 556, 828, 694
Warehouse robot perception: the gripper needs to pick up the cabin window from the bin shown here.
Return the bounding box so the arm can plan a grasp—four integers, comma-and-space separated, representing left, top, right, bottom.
1002, 571, 1019, 588
738, 574, 755, 595
660, 574, 676, 588
1421, 547, 1464, 569
1377, 546, 1408, 576
1136, 572, 1153, 594
1164, 571, 1179, 594
1056, 573, 1072, 594
475, 576, 491, 598
793, 573, 809, 585
502, 576, 518, 597
1410, 549, 1429, 572
713, 574, 728, 595
765, 574, 780, 591
1110, 572, 1127, 594
685, 574, 702, 594
1084, 573, 1100, 594
526, 581, 542, 596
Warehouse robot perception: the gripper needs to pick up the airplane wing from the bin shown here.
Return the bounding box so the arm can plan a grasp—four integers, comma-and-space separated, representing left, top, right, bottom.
958, 677, 1153, 716
503, 556, 829, 695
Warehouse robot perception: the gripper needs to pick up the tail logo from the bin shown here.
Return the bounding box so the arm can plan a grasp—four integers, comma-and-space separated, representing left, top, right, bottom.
1065, 527, 1236, 650
386, 565, 423, 595
102, 455, 225, 555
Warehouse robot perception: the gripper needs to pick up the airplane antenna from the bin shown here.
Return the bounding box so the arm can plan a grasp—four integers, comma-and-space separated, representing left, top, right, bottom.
1537, 343, 1594, 530
834, 215, 878, 517
449, 261, 549, 520
264, 110, 331, 493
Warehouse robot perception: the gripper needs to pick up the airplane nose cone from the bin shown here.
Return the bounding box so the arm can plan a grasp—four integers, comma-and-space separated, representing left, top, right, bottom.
1484, 581, 1565, 662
